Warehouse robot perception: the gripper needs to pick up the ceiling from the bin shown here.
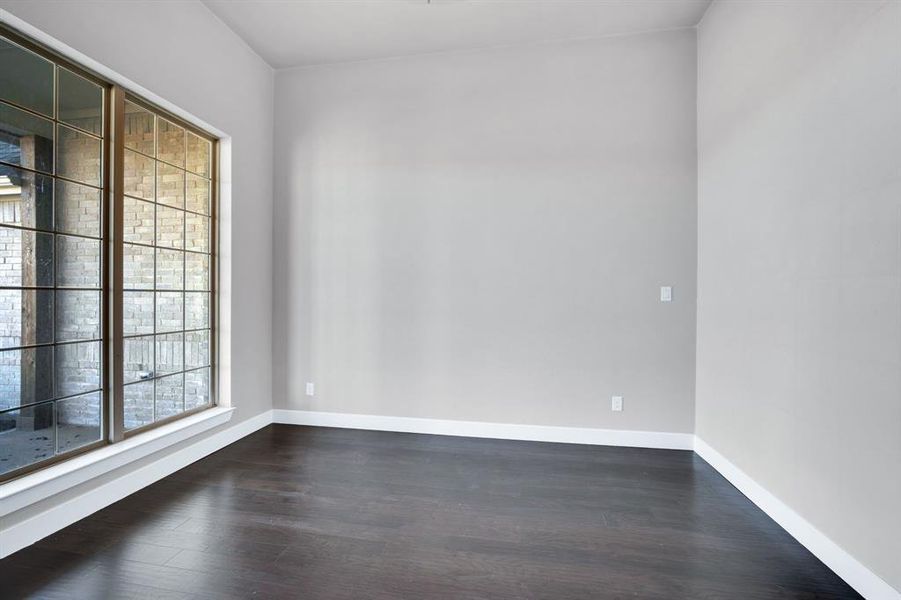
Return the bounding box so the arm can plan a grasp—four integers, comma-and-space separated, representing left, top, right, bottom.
202, 0, 712, 69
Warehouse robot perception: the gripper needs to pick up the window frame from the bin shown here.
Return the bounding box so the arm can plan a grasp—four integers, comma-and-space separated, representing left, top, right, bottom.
0, 24, 218, 482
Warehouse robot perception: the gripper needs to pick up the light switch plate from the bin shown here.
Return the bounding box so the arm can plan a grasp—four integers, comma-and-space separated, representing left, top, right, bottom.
305, 382, 315, 396
660, 286, 673, 302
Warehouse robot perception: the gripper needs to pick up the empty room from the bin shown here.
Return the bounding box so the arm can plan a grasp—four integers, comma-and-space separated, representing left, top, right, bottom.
0, 0, 898, 598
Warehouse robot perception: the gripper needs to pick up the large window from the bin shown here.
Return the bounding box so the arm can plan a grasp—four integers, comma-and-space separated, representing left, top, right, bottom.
0, 28, 217, 481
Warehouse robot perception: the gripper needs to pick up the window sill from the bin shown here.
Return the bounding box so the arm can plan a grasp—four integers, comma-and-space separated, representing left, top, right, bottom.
0, 406, 235, 517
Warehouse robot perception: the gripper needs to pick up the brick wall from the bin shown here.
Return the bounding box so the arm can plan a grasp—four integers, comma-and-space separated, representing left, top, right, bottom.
58, 121, 103, 428
0, 213, 22, 408
1, 197, 28, 410
1, 120, 103, 425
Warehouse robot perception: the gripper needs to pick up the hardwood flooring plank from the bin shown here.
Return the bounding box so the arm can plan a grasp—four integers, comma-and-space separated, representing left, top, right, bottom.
0, 425, 863, 599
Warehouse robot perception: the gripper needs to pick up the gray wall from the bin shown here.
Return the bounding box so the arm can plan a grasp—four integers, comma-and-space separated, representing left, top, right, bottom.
274, 29, 698, 433
696, 0, 901, 591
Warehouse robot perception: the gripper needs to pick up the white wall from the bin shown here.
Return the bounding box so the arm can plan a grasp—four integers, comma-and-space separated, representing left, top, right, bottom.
274, 29, 698, 433
697, 0, 901, 592
0, 0, 274, 532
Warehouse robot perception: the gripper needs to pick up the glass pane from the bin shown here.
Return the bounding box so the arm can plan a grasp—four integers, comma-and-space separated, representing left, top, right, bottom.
0, 401, 55, 476
155, 373, 183, 420
124, 336, 154, 384
157, 118, 184, 167
185, 212, 208, 253
57, 391, 101, 453
0, 346, 53, 409
0, 164, 53, 231
185, 330, 209, 370
185, 173, 209, 215
55, 341, 101, 398
55, 290, 100, 343
185, 252, 208, 291
123, 243, 154, 289
56, 234, 100, 288
185, 293, 208, 330
185, 368, 210, 410
0, 102, 53, 173
156, 248, 183, 290
185, 132, 210, 178
56, 125, 102, 187
156, 162, 184, 209
123, 291, 154, 336
0, 289, 53, 349
123, 149, 154, 200
0, 226, 54, 287
57, 68, 103, 136
123, 195, 155, 245
0, 37, 54, 116
155, 332, 183, 375
156, 204, 184, 249
124, 100, 154, 155
55, 179, 101, 237
123, 380, 153, 430
156, 291, 183, 333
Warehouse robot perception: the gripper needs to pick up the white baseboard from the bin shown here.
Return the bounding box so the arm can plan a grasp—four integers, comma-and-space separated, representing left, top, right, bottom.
694, 438, 900, 600
271, 409, 694, 450
0, 409, 273, 559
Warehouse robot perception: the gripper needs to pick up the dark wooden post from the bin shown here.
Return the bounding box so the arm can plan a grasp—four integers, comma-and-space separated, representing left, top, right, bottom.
18, 134, 54, 431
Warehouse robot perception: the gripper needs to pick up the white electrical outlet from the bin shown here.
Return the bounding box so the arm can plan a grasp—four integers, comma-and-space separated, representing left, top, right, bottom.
611, 396, 623, 412
660, 286, 673, 302
305, 382, 315, 396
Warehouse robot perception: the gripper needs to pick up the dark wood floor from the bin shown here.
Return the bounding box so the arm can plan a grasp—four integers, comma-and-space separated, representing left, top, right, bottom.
2, 425, 860, 599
